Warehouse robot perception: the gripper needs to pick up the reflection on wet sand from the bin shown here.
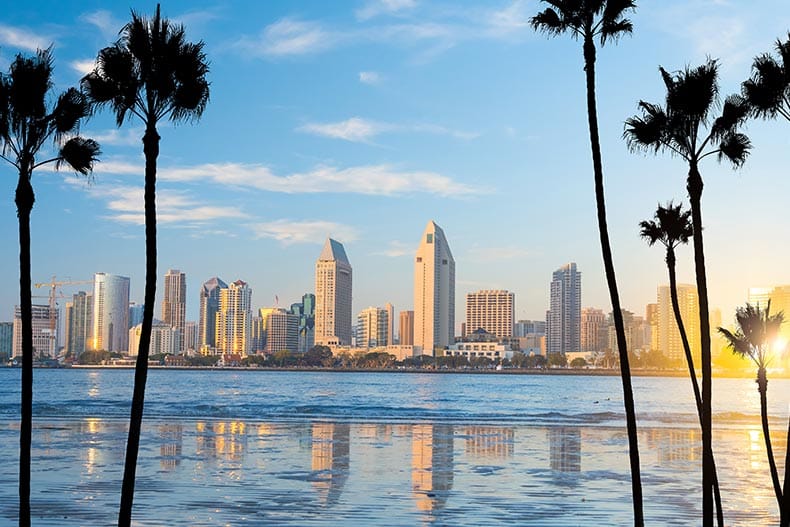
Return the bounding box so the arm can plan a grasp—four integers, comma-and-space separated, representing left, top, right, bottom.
463, 426, 514, 460
412, 424, 454, 513
311, 422, 350, 505
159, 424, 183, 470
550, 427, 581, 473
195, 420, 247, 462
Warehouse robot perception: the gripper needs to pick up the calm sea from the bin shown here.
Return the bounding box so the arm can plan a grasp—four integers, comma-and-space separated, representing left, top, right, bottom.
0, 369, 787, 526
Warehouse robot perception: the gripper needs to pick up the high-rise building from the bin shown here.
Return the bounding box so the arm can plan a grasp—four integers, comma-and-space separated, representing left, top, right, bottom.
129, 319, 178, 356
657, 283, 699, 363
198, 277, 228, 353
290, 293, 316, 353
465, 290, 514, 340
414, 221, 455, 355
514, 320, 546, 337
385, 302, 394, 346
65, 291, 92, 357
0, 321, 12, 358
748, 285, 790, 341
92, 273, 130, 353
608, 309, 651, 355
264, 308, 299, 353
400, 310, 414, 346
13, 305, 58, 358
580, 307, 607, 353
547, 262, 581, 355
215, 279, 252, 356
315, 238, 353, 346
646, 303, 659, 352
162, 269, 186, 353
128, 302, 144, 329
184, 321, 198, 353
357, 306, 389, 348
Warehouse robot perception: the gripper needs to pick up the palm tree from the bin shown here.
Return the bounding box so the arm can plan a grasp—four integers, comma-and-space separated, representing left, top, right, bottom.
530, 2, 643, 523
639, 202, 724, 527
625, 60, 751, 527
743, 33, 790, 122
81, 5, 209, 525
0, 48, 100, 527
718, 302, 786, 525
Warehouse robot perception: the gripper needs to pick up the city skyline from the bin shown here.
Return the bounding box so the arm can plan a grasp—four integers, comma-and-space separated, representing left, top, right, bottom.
1, 2, 789, 332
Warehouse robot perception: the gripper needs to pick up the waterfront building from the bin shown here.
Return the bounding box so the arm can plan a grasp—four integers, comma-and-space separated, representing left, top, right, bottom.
385, 302, 394, 346
657, 284, 699, 363
264, 308, 299, 353
0, 321, 12, 358
399, 310, 414, 346
646, 302, 659, 353
514, 319, 546, 338
315, 238, 353, 346
547, 263, 581, 355
608, 309, 651, 356
580, 307, 607, 354
13, 304, 57, 358
92, 272, 130, 353
748, 285, 790, 342
198, 277, 228, 354
465, 290, 514, 339
162, 269, 186, 353
184, 321, 198, 354
357, 306, 389, 348
64, 291, 92, 357
128, 319, 178, 356
215, 279, 253, 356
290, 293, 316, 353
446, 340, 513, 362
414, 221, 455, 355
128, 302, 144, 329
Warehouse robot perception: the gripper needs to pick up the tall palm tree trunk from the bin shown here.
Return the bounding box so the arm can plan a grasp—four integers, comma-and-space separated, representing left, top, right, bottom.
667, 249, 723, 527
687, 162, 714, 527
757, 368, 783, 507
783, 415, 789, 527
15, 171, 34, 527
118, 125, 159, 527
583, 34, 643, 526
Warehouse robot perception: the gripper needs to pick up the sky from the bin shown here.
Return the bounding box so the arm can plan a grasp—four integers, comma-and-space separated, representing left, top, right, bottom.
1, 0, 789, 331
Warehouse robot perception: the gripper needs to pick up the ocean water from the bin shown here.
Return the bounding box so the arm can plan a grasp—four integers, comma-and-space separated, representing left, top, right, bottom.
0, 369, 787, 526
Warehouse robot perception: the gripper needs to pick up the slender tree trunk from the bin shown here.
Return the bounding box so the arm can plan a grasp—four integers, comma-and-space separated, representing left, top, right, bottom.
757, 368, 783, 509
15, 169, 34, 527
782, 414, 789, 527
667, 249, 723, 527
118, 124, 159, 527
687, 161, 714, 527
583, 34, 642, 525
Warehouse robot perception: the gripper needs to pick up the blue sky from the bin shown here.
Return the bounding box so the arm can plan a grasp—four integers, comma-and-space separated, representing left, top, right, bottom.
1, 0, 789, 329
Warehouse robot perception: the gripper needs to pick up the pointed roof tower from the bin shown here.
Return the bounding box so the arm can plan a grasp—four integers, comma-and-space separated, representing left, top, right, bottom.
319, 238, 350, 265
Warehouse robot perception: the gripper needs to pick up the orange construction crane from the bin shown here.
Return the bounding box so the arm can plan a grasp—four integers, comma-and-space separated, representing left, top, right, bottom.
33, 276, 93, 358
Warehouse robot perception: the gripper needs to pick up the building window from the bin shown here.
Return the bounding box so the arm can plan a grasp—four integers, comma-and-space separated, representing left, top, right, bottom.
442, 259, 448, 264
426, 233, 433, 243
416, 257, 422, 263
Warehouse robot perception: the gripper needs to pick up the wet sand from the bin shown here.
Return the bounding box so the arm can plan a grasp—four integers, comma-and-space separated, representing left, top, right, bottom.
0, 418, 784, 526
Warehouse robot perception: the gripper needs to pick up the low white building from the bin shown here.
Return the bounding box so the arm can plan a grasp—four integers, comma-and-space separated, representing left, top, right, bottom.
128, 320, 179, 356
446, 342, 513, 361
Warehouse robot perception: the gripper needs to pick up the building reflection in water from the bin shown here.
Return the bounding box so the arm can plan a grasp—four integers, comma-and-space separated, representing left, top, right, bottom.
195, 420, 247, 462
464, 426, 514, 460
642, 428, 701, 466
159, 424, 183, 470
412, 424, 454, 514
311, 422, 350, 506
549, 427, 581, 473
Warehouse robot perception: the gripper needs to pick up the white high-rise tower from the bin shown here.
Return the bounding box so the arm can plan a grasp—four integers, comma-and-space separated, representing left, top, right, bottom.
315, 238, 353, 346
92, 272, 130, 352
162, 269, 186, 352
414, 220, 455, 355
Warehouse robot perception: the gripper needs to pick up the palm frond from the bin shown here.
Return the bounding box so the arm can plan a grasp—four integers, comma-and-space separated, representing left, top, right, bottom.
712, 94, 750, 138
624, 102, 667, 153
56, 136, 101, 175
51, 88, 91, 138
638, 219, 662, 246
530, 8, 569, 36
717, 132, 751, 167
664, 61, 719, 124
599, 0, 635, 45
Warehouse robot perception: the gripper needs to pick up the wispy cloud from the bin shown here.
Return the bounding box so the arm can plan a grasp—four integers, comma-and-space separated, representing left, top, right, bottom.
236, 18, 337, 57
80, 10, 121, 39
485, 0, 530, 37
356, 0, 418, 21
0, 24, 51, 51
298, 117, 478, 142
69, 59, 95, 76
86, 128, 144, 147
373, 240, 413, 257
359, 71, 382, 85
250, 219, 359, 245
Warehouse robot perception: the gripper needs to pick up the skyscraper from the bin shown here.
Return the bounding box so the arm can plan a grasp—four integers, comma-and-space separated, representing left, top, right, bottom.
198, 277, 228, 353
65, 291, 92, 357
385, 302, 394, 346
264, 308, 299, 353
465, 290, 514, 339
92, 273, 130, 353
580, 307, 607, 353
13, 305, 57, 358
547, 262, 581, 355
657, 283, 699, 363
357, 306, 389, 348
162, 269, 186, 352
400, 310, 414, 346
315, 238, 353, 346
414, 221, 455, 355
215, 279, 252, 356
0, 321, 12, 358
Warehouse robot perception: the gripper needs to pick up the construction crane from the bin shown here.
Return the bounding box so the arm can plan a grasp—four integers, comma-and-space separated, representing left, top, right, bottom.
33, 276, 93, 358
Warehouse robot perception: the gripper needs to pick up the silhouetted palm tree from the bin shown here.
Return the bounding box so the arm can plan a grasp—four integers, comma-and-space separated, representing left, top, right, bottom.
0, 48, 99, 527
625, 60, 750, 527
639, 202, 723, 527
743, 33, 790, 122
718, 302, 786, 525
530, 2, 642, 523
81, 5, 209, 525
